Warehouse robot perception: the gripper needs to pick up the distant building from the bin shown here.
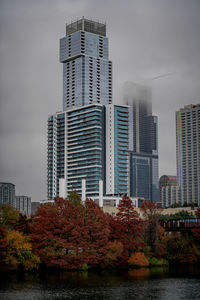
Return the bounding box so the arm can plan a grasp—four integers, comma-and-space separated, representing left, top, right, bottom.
15, 196, 31, 215
130, 152, 159, 202
123, 82, 159, 202
159, 175, 177, 205
0, 182, 15, 206
161, 185, 181, 208
176, 104, 200, 206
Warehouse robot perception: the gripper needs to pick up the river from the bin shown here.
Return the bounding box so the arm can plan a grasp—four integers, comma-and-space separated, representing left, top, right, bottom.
0, 265, 200, 299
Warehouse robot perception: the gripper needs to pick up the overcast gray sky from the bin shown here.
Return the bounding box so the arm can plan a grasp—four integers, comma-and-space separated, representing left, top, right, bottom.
0, 0, 200, 201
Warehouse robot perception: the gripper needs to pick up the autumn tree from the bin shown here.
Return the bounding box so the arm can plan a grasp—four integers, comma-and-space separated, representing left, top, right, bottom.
112, 195, 144, 264
31, 198, 86, 269
4, 230, 40, 271
141, 200, 163, 256
14, 213, 31, 234
83, 198, 110, 267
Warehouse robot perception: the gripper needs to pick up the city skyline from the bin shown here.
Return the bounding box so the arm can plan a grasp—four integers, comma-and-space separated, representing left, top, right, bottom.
0, 0, 200, 201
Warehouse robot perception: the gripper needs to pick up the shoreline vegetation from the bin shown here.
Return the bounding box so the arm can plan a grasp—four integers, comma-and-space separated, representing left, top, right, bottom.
1, 192, 200, 274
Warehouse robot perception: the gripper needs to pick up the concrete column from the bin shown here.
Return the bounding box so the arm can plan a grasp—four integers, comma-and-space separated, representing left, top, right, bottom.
116, 198, 120, 206
99, 180, 103, 207
82, 179, 86, 204
59, 178, 66, 199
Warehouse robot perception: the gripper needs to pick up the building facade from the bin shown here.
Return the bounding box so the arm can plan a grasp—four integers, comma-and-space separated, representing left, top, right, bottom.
106, 104, 129, 196
129, 152, 159, 202
123, 82, 159, 202
0, 182, 15, 206
15, 195, 31, 215
47, 103, 129, 200
48, 104, 106, 199
161, 185, 181, 208
159, 175, 177, 203
176, 104, 200, 206
60, 18, 112, 110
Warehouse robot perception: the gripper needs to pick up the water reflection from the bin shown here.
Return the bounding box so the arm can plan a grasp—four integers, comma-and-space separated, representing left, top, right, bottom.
0, 265, 200, 300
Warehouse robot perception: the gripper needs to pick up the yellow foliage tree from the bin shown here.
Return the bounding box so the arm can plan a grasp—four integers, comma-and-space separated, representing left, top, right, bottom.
5, 230, 40, 271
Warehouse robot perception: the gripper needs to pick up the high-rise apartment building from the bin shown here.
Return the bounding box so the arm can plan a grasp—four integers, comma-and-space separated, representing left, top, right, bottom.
123, 82, 159, 202
47, 103, 129, 200
60, 18, 112, 110
48, 104, 105, 199
0, 182, 15, 206
176, 104, 200, 206
47, 18, 130, 201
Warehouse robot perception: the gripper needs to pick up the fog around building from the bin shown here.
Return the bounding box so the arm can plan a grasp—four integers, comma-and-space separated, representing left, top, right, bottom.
0, 0, 200, 201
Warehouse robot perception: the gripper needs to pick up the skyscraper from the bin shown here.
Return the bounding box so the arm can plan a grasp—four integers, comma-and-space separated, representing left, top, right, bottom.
47, 18, 129, 200
123, 82, 159, 202
60, 18, 112, 110
176, 104, 200, 206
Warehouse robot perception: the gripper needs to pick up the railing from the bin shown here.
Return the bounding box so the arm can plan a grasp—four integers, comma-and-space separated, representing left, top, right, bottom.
161, 218, 200, 231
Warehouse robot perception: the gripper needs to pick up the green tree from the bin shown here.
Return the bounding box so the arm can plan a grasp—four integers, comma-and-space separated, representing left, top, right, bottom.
68, 190, 82, 206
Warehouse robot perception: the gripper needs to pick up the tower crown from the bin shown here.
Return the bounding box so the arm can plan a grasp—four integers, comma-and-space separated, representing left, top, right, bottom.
66, 17, 106, 37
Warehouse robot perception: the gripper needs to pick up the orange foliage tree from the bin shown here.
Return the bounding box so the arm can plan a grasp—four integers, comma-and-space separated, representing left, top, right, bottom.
128, 252, 149, 267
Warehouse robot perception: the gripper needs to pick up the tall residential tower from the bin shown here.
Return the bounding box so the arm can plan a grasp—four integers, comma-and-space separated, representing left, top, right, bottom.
176, 104, 200, 206
60, 18, 112, 110
47, 18, 129, 200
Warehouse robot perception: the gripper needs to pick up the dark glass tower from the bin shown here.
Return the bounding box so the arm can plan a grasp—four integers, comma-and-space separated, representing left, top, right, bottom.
123, 82, 159, 202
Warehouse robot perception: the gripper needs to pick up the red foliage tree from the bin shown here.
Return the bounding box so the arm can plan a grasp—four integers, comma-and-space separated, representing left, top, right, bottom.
31, 198, 86, 269
31, 197, 111, 269
14, 213, 31, 234
83, 198, 110, 267
112, 195, 144, 264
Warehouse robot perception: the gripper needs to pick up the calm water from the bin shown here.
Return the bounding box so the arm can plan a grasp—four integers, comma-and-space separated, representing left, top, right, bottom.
0, 265, 200, 300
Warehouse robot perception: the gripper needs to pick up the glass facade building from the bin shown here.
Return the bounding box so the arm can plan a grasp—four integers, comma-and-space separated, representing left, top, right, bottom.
123, 82, 159, 202
47, 104, 105, 199
60, 18, 112, 110
130, 153, 159, 202
176, 104, 200, 206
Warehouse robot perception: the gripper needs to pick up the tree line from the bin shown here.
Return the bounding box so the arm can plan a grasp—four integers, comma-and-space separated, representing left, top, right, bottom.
0, 192, 200, 272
